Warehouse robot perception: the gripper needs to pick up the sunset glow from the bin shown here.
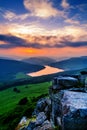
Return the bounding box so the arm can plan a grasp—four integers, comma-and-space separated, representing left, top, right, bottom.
0, 0, 87, 59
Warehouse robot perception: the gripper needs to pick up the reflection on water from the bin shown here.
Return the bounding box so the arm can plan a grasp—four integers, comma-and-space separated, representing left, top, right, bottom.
27, 65, 64, 77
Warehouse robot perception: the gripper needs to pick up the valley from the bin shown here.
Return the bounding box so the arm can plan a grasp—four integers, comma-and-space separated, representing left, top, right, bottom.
0, 56, 87, 130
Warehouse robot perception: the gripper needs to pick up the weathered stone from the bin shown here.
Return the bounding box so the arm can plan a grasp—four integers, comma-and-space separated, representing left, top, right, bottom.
19, 116, 27, 125
19, 75, 87, 130
50, 91, 63, 125
26, 122, 36, 130
18, 117, 29, 130
45, 98, 51, 106
35, 112, 47, 126
33, 98, 47, 116
33, 98, 51, 120
52, 76, 79, 90
45, 106, 51, 119
34, 120, 53, 130
56, 117, 61, 126
68, 87, 86, 92
33, 126, 41, 130
80, 71, 87, 85
50, 89, 87, 130
44, 99, 51, 119
85, 77, 87, 92
40, 120, 53, 130
61, 91, 87, 130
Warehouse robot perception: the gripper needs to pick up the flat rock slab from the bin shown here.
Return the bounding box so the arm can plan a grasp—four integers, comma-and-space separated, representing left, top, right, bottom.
52, 76, 79, 89
61, 91, 87, 130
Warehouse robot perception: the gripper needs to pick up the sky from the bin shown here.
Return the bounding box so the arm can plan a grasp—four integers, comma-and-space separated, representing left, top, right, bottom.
0, 0, 87, 59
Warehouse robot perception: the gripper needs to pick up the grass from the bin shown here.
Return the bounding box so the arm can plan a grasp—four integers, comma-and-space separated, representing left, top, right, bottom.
0, 82, 50, 115
0, 82, 51, 130
14, 72, 30, 80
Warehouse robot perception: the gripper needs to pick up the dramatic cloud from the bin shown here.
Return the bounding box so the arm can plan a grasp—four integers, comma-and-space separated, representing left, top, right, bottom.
0, 0, 87, 58
0, 34, 87, 49
0, 34, 57, 48
24, 0, 63, 18
65, 41, 87, 47
1, 22, 86, 38
0, 34, 27, 48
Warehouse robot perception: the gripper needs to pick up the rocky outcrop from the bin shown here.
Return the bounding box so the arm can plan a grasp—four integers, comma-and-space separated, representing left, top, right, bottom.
80, 71, 87, 85
50, 75, 87, 130
23, 98, 53, 130
35, 112, 47, 126
61, 91, 87, 130
51, 90, 87, 130
33, 98, 51, 118
25, 111, 53, 130
19, 75, 87, 130
52, 76, 79, 90
33, 120, 52, 130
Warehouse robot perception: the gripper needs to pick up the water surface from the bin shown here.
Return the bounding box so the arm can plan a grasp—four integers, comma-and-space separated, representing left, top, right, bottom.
27, 65, 64, 77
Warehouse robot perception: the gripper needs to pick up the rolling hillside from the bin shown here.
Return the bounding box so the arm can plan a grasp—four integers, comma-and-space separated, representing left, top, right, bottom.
22, 57, 56, 65
50, 56, 87, 70
0, 59, 44, 82
0, 82, 50, 129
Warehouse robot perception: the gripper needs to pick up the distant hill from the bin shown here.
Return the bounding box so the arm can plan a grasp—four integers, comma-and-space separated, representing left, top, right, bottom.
50, 56, 87, 70
0, 59, 44, 82
22, 57, 56, 65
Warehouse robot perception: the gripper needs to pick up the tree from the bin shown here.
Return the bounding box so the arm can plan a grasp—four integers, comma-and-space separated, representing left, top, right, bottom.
18, 97, 28, 105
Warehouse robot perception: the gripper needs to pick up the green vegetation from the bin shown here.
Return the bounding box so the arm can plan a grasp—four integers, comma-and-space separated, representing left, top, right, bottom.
0, 58, 44, 82
0, 82, 50, 114
0, 82, 50, 130
15, 72, 31, 80
0, 68, 80, 91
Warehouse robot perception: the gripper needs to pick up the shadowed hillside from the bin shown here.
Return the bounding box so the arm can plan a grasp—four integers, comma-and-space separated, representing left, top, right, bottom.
0, 59, 44, 82
22, 57, 56, 65
50, 56, 87, 70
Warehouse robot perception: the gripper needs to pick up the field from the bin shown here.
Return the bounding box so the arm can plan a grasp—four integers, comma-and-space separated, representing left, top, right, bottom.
0, 82, 50, 129
0, 82, 50, 114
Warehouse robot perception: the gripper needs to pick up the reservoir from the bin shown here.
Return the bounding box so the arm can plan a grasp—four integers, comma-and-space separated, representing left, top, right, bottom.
27, 65, 64, 77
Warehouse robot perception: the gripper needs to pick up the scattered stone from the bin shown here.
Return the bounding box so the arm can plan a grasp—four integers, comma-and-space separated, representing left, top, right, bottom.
26, 122, 36, 130
17, 116, 30, 130
33, 120, 53, 130
41, 120, 53, 130
33, 98, 51, 120
19, 116, 27, 125
33, 98, 47, 115
33, 126, 41, 130
35, 112, 47, 126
